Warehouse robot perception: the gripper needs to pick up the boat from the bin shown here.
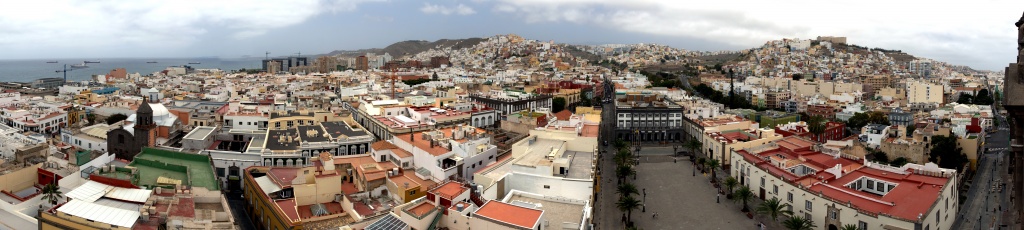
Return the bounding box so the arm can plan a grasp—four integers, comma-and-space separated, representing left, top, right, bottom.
84, 61, 100, 63
147, 61, 158, 63
70, 61, 89, 69
46, 61, 58, 63
188, 62, 200, 64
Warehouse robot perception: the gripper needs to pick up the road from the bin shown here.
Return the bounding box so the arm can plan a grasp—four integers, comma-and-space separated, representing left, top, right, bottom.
954, 111, 1013, 230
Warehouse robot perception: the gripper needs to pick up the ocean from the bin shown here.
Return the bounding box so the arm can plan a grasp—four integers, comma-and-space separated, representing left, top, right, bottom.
0, 58, 263, 83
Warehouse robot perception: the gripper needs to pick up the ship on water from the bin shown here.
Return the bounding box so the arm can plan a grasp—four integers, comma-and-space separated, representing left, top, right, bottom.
45, 61, 57, 63
188, 62, 201, 64
146, 61, 158, 63
84, 61, 100, 63
70, 62, 89, 69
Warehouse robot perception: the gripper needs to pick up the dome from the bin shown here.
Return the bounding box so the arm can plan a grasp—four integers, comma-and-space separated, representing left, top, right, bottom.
148, 88, 159, 93
149, 103, 170, 117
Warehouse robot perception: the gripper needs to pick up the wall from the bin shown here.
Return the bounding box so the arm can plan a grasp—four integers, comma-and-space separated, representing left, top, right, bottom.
504, 172, 593, 201
315, 173, 342, 203
0, 163, 41, 192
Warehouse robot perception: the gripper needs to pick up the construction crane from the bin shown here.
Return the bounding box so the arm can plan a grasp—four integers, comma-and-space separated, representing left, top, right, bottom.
54, 64, 76, 83
390, 68, 398, 99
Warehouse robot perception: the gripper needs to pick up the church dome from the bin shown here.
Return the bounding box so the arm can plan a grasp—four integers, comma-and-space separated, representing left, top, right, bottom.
149, 103, 170, 117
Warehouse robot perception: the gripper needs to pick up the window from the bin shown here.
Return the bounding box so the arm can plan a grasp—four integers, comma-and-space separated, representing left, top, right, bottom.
858, 221, 868, 230
543, 185, 550, 189
761, 177, 765, 187
829, 210, 837, 220
409, 190, 416, 196
805, 213, 811, 220
787, 192, 793, 202
217, 168, 226, 177
805, 201, 812, 211
773, 185, 778, 194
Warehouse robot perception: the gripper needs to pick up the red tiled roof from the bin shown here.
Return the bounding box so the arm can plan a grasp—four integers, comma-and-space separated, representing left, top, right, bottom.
474, 201, 543, 229
430, 181, 467, 200
553, 110, 572, 121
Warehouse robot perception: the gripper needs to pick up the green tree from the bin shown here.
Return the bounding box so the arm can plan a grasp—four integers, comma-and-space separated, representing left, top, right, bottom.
733, 185, 754, 212
756, 197, 793, 221
106, 113, 128, 125
957, 93, 974, 104
807, 115, 827, 138
906, 124, 917, 138
552, 97, 567, 113
841, 224, 860, 230
846, 112, 869, 130
975, 89, 994, 105
867, 111, 890, 125
782, 216, 817, 230
706, 159, 720, 184
871, 150, 890, 164
617, 195, 642, 226
617, 182, 639, 197
615, 149, 635, 166
890, 157, 909, 167
616, 165, 636, 183
929, 135, 968, 170
724, 177, 738, 199
41, 183, 63, 206
685, 139, 702, 161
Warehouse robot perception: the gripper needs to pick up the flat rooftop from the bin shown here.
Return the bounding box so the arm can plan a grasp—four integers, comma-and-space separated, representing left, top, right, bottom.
321, 121, 371, 138
296, 125, 331, 143
514, 139, 566, 167
564, 151, 594, 179
129, 148, 219, 190
508, 193, 585, 229
183, 126, 216, 140
266, 129, 300, 151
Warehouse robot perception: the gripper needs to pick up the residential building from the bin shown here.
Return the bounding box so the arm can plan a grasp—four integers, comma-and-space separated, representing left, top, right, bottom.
859, 124, 891, 148
906, 80, 944, 104
888, 108, 914, 126
807, 104, 836, 120
703, 127, 782, 167
389, 125, 499, 181
469, 90, 552, 116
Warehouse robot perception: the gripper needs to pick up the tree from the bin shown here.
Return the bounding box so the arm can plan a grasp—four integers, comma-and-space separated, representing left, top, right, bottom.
685, 139, 702, 161
906, 124, 917, 138
41, 183, 63, 206
841, 224, 860, 230
782, 216, 817, 230
86, 113, 97, 124
615, 149, 635, 166
724, 177, 738, 199
756, 197, 793, 221
846, 112, 870, 130
617, 182, 639, 197
733, 185, 754, 212
106, 113, 128, 125
706, 159, 720, 184
975, 89, 994, 105
866, 111, 890, 125
616, 195, 642, 226
614, 140, 628, 150
552, 97, 567, 113
890, 157, 909, 167
616, 165, 636, 183
807, 115, 827, 138
870, 150, 890, 164
929, 135, 968, 170
957, 93, 974, 104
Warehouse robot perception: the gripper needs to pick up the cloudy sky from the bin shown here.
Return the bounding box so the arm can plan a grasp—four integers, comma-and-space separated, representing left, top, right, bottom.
2, 0, 1023, 70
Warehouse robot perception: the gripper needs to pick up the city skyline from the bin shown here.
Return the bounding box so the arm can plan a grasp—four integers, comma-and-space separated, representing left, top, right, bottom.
2, 0, 1023, 70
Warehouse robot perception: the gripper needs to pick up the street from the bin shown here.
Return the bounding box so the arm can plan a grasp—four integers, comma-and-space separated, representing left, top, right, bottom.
954, 112, 1014, 230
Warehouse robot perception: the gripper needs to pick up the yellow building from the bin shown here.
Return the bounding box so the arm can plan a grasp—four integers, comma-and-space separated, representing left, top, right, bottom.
244, 164, 353, 230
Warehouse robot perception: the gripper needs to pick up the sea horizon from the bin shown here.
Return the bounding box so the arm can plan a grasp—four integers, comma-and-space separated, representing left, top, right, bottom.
0, 57, 264, 83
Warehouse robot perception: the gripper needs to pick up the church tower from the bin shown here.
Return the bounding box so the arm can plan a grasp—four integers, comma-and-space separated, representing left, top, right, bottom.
136, 90, 157, 149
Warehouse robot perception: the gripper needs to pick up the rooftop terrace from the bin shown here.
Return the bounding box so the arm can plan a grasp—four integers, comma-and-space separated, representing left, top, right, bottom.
129, 148, 219, 190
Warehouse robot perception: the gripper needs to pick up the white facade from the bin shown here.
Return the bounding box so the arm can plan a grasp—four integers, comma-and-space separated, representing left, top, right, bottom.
907, 80, 943, 104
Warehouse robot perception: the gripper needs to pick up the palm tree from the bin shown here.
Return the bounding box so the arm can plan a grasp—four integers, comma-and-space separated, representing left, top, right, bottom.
706, 159, 720, 184
614, 149, 635, 166
41, 183, 63, 206
733, 186, 754, 212
807, 115, 827, 141
614, 140, 628, 151
616, 165, 636, 183
696, 157, 706, 172
755, 197, 793, 221
782, 216, 816, 230
724, 177, 738, 199
840, 224, 859, 230
617, 182, 639, 197
617, 195, 642, 226
685, 139, 702, 161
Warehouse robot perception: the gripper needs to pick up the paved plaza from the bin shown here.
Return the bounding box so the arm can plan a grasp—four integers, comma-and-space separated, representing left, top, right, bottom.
595, 151, 757, 230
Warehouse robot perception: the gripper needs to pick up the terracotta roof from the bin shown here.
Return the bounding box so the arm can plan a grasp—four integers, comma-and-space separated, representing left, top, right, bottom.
474, 201, 543, 229
553, 110, 573, 121
429, 181, 467, 200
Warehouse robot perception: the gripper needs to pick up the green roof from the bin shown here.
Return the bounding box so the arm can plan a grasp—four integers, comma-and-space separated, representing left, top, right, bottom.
128, 148, 220, 191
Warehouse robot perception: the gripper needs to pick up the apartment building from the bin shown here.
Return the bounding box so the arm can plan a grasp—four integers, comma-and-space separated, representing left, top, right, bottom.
906, 80, 944, 104
468, 90, 553, 116
703, 127, 782, 167
860, 75, 894, 98
774, 121, 847, 143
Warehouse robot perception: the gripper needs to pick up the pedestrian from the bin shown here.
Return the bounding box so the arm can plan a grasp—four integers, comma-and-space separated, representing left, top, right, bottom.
643, 188, 646, 196
717, 192, 720, 203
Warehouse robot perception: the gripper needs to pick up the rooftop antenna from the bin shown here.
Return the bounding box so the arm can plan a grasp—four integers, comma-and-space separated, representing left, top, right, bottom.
265, 51, 270, 60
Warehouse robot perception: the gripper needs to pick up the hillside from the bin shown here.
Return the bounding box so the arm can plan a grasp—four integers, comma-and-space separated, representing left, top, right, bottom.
326, 38, 485, 58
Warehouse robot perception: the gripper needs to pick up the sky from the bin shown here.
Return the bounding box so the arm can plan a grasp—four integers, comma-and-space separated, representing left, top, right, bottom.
1, 0, 1023, 70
